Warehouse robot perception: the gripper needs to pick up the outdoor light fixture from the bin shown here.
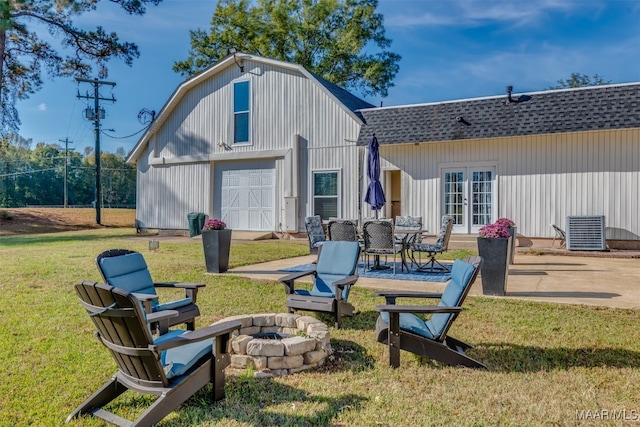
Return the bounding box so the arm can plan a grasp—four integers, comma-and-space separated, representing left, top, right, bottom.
228, 47, 244, 72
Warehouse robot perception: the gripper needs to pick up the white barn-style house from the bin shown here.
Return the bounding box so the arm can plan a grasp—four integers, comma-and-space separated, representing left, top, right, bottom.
128, 54, 640, 248
128, 54, 374, 234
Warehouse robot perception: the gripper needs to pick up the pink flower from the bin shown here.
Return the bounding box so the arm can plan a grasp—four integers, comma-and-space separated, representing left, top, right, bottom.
495, 217, 515, 227
478, 223, 511, 238
202, 218, 226, 231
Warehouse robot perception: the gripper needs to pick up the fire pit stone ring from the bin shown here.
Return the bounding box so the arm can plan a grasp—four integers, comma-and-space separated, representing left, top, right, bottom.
214, 313, 331, 377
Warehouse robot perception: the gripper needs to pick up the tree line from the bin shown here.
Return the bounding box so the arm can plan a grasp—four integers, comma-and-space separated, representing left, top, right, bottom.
0, 134, 136, 208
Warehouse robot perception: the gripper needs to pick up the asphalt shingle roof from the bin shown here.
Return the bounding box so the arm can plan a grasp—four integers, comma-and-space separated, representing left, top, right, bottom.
311, 72, 376, 114
356, 83, 640, 146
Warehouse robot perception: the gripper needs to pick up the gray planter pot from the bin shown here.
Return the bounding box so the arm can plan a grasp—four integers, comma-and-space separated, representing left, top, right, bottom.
477, 237, 510, 296
202, 229, 232, 273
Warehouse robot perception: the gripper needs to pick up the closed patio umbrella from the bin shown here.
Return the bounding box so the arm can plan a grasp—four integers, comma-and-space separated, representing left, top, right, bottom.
364, 134, 388, 270
364, 134, 386, 216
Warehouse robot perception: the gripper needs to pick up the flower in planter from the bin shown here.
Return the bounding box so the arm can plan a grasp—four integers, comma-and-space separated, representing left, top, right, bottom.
202, 218, 227, 231
478, 223, 511, 238
495, 217, 515, 227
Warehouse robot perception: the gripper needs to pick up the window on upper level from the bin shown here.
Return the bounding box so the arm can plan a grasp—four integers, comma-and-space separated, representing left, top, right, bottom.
233, 80, 250, 144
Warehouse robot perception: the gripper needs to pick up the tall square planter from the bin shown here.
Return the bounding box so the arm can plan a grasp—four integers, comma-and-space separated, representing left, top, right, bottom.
477, 237, 511, 296
202, 229, 232, 273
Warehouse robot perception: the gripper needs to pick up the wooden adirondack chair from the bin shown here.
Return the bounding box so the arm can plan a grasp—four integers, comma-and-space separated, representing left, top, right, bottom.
96, 249, 205, 334
375, 256, 485, 369
67, 281, 240, 427
280, 241, 361, 328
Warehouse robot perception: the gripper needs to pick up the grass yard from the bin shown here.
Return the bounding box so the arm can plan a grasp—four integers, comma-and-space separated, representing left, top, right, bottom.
1, 225, 639, 426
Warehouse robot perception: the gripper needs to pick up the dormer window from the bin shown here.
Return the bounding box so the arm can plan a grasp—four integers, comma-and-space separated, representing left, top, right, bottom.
233, 81, 250, 144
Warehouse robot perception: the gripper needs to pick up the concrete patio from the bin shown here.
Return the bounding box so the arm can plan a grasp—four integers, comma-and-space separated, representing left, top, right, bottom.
227, 252, 640, 310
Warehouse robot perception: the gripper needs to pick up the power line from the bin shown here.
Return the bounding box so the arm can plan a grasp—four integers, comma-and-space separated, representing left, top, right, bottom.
101, 125, 150, 139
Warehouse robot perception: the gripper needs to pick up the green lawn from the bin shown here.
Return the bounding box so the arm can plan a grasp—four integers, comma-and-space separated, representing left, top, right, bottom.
1, 229, 639, 426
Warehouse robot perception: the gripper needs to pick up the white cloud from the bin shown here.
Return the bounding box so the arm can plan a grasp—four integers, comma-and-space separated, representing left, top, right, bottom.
37, 103, 47, 111
382, 0, 596, 29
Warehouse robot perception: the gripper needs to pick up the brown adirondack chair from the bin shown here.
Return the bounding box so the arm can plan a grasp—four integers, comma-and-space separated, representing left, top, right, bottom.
96, 249, 205, 334
375, 256, 485, 369
67, 281, 240, 427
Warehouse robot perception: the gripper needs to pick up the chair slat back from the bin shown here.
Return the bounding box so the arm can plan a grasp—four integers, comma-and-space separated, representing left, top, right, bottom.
427, 256, 483, 341
363, 220, 395, 250
75, 281, 168, 386
328, 220, 358, 242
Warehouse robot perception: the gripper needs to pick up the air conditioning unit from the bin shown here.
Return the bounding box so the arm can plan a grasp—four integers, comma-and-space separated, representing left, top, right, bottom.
566, 216, 606, 251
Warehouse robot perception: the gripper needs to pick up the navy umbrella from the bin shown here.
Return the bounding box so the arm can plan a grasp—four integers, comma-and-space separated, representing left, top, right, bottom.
364, 134, 386, 216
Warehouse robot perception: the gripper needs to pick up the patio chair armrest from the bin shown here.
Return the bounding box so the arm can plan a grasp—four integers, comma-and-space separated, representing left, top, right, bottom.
279, 270, 316, 294
333, 274, 358, 301
333, 274, 358, 289
131, 292, 159, 313
154, 282, 205, 302
374, 290, 443, 305
375, 304, 463, 314
146, 309, 179, 324
153, 320, 242, 351
154, 282, 206, 289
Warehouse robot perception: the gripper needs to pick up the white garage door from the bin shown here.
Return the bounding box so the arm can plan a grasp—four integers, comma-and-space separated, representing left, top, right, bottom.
217, 161, 275, 231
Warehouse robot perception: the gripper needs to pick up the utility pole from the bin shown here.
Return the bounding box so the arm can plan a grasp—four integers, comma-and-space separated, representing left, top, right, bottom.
76, 78, 116, 225
59, 138, 73, 208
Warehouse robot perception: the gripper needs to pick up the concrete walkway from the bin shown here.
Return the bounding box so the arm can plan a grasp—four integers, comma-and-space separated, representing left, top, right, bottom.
228, 253, 640, 309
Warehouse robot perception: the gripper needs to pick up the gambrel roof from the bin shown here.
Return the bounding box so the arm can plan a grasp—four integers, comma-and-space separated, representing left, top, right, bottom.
128, 53, 374, 162
356, 82, 640, 146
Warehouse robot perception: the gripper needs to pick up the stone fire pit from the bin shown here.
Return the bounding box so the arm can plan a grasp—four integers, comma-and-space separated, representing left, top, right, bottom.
216, 313, 331, 377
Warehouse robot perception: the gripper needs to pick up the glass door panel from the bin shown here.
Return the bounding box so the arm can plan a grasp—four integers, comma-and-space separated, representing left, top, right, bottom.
443, 170, 466, 233
470, 169, 494, 233
442, 167, 495, 233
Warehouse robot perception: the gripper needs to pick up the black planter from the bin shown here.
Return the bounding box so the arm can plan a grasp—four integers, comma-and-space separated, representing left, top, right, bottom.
202, 229, 232, 273
477, 237, 510, 296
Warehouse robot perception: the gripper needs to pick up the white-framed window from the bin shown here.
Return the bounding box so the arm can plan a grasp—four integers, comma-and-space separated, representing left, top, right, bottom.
233, 80, 250, 144
312, 170, 341, 220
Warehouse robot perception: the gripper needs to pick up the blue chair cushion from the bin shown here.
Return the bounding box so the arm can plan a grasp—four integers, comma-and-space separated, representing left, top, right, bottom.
99, 253, 156, 297
155, 297, 193, 312
316, 241, 360, 276
380, 259, 477, 340
379, 311, 435, 339
156, 330, 212, 379
313, 241, 360, 299
427, 259, 476, 337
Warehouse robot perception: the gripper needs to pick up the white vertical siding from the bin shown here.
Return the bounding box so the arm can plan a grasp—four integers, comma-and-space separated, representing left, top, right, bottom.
379, 129, 640, 240
136, 59, 362, 231
136, 157, 210, 229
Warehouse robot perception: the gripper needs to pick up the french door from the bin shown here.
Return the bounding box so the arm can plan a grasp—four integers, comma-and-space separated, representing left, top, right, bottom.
442, 167, 495, 233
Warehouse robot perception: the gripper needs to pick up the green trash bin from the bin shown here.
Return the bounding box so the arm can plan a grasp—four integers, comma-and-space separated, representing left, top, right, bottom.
187, 212, 206, 237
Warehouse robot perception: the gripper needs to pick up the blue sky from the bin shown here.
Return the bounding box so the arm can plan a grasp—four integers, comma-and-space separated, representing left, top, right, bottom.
15, 0, 640, 154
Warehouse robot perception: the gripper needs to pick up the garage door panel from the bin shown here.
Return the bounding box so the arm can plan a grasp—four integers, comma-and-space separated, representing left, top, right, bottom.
217, 161, 275, 231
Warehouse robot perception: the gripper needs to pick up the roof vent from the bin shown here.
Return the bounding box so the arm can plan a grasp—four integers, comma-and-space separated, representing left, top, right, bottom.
502, 85, 532, 105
